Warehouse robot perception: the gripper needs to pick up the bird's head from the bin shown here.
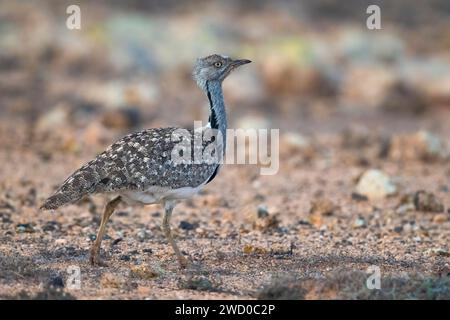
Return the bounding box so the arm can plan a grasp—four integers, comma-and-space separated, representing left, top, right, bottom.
193, 54, 251, 91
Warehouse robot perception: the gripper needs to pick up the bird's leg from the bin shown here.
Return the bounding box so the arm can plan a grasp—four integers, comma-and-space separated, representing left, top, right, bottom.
162, 200, 188, 268
89, 196, 121, 266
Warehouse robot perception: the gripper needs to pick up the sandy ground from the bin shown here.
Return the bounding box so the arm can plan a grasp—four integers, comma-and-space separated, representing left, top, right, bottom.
0, 0, 449, 300
1, 113, 449, 300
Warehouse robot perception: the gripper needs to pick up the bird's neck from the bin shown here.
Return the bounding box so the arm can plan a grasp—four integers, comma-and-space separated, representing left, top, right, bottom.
205, 80, 227, 143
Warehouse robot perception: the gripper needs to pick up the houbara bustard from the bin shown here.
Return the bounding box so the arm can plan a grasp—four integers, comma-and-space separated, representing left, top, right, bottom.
41, 54, 251, 268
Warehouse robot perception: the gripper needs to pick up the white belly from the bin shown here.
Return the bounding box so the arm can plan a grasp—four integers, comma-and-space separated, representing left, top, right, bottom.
119, 184, 204, 205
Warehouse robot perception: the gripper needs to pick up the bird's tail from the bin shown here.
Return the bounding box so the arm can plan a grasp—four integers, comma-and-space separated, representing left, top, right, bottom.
40, 191, 78, 210
40, 166, 99, 210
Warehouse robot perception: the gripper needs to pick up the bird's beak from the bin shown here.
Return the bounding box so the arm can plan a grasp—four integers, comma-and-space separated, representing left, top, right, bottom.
231, 59, 252, 68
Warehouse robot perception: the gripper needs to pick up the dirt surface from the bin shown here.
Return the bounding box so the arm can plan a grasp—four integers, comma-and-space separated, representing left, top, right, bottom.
0, 0, 449, 300
1, 116, 449, 299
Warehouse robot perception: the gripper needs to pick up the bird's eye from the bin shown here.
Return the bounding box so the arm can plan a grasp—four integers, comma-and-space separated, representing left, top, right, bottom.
214, 61, 222, 68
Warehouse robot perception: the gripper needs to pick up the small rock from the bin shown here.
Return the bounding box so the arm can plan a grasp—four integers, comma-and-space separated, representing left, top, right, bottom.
309, 214, 324, 228
120, 254, 131, 261
395, 203, 416, 214
257, 204, 269, 218
298, 219, 312, 226
355, 169, 397, 200
403, 223, 413, 233
42, 221, 60, 232
48, 275, 65, 289
244, 204, 280, 232
0, 212, 12, 224
136, 229, 150, 242
142, 248, 153, 254
413, 190, 444, 213
243, 244, 268, 254
55, 238, 67, 246
432, 214, 448, 223
111, 238, 123, 246
353, 217, 367, 228
428, 248, 450, 257
16, 223, 34, 233
195, 227, 206, 235
309, 198, 338, 216
130, 265, 158, 280
393, 226, 403, 233
351, 192, 368, 202
179, 221, 196, 231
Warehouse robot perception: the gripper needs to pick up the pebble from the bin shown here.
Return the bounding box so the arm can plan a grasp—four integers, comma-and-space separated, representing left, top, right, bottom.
243, 244, 268, 254
413, 190, 444, 213
432, 214, 448, 223
195, 227, 206, 235
351, 192, 368, 202
42, 221, 60, 232
0, 212, 12, 224
120, 254, 131, 261
257, 204, 270, 218
355, 169, 397, 200
179, 221, 195, 231
298, 220, 312, 226
111, 238, 123, 246
48, 275, 65, 289
130, 265, 158, 280
16, 223, 34, 233
136, 229, 150, 241
428, 248, 450, 257
309, 198, 338, 216
353, 217, 367, 228
55, 238, 67, 245
395, 203, 415, 214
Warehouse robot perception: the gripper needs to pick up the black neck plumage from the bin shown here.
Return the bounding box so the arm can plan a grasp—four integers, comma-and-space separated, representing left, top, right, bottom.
206, 82, 219, 130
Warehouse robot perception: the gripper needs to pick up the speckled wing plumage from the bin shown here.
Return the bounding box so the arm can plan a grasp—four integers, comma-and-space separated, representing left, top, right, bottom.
41, 127, 220, 210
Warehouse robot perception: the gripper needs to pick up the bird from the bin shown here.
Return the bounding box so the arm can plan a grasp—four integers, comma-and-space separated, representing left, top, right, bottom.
40, 54, 251, 268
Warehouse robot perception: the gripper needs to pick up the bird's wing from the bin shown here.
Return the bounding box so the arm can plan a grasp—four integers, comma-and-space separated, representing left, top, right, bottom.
41, 127, 219, 209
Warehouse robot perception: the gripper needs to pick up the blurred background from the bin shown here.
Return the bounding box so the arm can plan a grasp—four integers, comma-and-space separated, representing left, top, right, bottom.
1, 0, 450, 299
1, 0, 449, 154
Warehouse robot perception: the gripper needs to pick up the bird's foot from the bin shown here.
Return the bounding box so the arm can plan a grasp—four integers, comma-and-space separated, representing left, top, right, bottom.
89, 247, 108, 267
